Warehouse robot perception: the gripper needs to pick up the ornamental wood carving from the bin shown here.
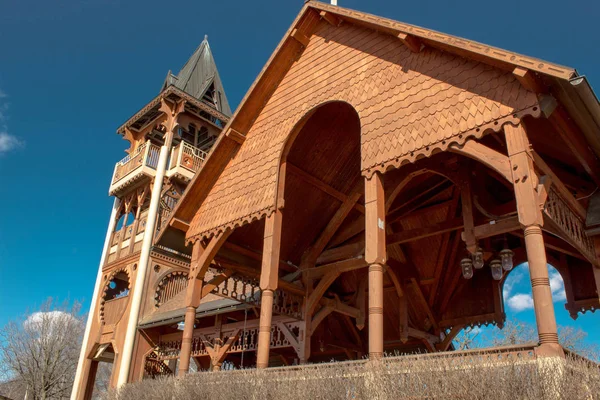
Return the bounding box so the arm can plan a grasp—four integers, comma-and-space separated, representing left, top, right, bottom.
187, 19, 539, 241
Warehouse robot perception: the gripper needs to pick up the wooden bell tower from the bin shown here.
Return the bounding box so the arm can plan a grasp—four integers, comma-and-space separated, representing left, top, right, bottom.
71, 37, 231, 399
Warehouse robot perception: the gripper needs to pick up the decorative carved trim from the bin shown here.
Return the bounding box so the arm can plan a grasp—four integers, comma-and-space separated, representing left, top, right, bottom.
363, 106, 542, 178
155, 271, 189, 308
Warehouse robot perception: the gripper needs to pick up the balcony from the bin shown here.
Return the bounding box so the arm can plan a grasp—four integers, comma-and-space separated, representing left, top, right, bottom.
109, 140, 160, 196
166, 141, 207, 182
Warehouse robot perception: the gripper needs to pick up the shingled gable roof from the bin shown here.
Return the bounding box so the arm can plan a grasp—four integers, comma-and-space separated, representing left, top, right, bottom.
159, 0, 600, 244
161, 36, 232, 116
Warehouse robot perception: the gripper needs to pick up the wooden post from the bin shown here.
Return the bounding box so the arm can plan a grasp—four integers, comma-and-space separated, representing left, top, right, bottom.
178, 242, 204, 376
505, 123, 563, 357
365, 173, 386, 359
256, 210, 283, 368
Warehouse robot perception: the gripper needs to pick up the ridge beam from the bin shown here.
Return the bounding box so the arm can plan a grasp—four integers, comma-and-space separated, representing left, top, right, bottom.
397, 32, 422, 53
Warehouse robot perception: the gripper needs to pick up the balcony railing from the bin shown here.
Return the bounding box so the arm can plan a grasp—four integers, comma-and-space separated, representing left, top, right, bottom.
109, 140, 160, 195
166, 141, 207, 181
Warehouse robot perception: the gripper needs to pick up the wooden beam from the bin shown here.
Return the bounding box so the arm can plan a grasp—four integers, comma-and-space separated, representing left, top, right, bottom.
301, 192, 362, 269
449, 140, 512, 182
321, 296, 360, 319
387, 179, 452, 223
305, 272, 339, 317
549, 106, 600, 186
531, 150, 586, 219
409, 278, 439, 332
387, 218, 463, 246
317, 242, 364, 265
435, 325, 464, 351
470, 216, 520, 240
225, 128, 246, 145
169, 217, 189, 232
304, 257, 368, 280
509, 231, 586, 261
328, 215, 365, 247
222, 241, 296, 273
407, 327, 440, 344
397, 32, 422, 53
459, 169, 477, 254
287, 163, 365, 214
311, 305, 334, 336
290, 28, 310, 47
319, 11, 341, 26
429, 195, 461, 307
513, 67, 546, 93
190, 231, 231, 280
201, 270, 234, 298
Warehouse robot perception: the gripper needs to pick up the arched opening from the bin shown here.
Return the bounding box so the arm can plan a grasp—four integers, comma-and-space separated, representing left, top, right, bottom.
276, 101, 363, 363
115, 211, 135, 231
104, 271, 130, 301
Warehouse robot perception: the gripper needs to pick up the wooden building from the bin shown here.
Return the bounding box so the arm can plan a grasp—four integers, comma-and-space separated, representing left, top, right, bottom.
72, 2, 600, 398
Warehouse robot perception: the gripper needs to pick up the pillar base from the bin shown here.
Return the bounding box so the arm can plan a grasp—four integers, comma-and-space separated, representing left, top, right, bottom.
535, 343, 565, 358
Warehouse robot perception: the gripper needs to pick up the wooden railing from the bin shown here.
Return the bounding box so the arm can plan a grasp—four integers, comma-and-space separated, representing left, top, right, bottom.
111, 140, 161, 185
155, 319, 305, 360
144, 352, 173, 379
543, 185, 596, 264
208, 272, 303, 320
168, 141, 207, 174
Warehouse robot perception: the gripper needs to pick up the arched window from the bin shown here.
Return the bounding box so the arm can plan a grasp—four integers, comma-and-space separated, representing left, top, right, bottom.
104, 271, 130, 301
155, 271, 188, 307
115, 212, 135, 231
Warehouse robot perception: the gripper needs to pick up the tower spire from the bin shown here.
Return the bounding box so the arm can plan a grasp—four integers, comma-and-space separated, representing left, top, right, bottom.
161, 36, 231, 116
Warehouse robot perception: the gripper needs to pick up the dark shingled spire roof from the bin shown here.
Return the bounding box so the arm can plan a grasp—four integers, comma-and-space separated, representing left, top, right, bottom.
162, 36, 232, 116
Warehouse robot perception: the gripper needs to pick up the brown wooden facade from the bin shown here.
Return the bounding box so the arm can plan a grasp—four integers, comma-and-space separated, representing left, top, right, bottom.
73, 2, 600, 398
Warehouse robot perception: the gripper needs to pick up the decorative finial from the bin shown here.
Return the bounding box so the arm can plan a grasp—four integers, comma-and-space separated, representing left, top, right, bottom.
204, 34, 208, 42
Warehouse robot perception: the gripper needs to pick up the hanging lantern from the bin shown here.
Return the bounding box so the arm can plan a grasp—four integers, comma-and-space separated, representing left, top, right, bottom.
461, 257, 474, 279
490, 259, 503, 280
472, 247, 484, 269
499, 248, 514, 271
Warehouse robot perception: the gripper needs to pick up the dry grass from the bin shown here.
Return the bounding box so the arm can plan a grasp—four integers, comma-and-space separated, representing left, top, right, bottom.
105, 351, 600, 400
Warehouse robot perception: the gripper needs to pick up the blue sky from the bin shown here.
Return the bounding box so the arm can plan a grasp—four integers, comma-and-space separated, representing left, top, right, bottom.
0, 0, 598, 344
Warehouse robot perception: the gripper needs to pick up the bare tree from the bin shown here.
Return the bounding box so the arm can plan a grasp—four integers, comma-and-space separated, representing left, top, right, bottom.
0, 299, 85, 400
454, 318, 598, 361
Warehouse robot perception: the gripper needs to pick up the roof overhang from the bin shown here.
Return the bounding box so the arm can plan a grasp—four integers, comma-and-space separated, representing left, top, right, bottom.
116, 85, 230, 135
157, 0, 600, 244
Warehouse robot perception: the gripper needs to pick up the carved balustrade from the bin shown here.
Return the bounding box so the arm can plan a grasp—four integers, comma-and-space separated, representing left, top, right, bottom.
155, 319, 304, 361
542, 185, 596, 264
168, 141, 207, 174
208, 272, 303, 319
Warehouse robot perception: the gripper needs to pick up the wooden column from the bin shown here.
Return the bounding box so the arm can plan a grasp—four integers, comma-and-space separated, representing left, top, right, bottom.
365, 173, 386, 359
505, 123, 562, 357
256, 210, 283, 368
178, 242, 204, 376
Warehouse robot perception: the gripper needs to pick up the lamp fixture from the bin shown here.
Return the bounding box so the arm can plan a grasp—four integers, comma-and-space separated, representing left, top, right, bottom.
499, 247, 514, 271
472, 247, 484, 269
461, 257, 474, 279
490, 259, 503, 280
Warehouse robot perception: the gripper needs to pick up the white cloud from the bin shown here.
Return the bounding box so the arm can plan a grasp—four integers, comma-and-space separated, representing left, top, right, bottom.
503, 269, 524, 301
0, 90, 22, 154
507, 293, 534, 312
549, 270, 566, 302
0, 132, 22, 153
